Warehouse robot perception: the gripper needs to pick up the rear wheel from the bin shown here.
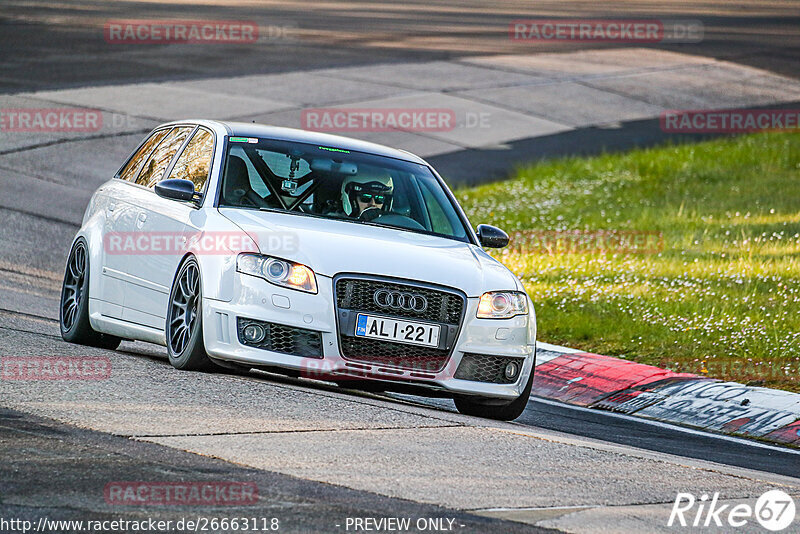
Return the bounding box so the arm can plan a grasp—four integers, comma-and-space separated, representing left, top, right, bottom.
454, 366, 534, 421
166, 257, 215, 371
60, 238, 121, 350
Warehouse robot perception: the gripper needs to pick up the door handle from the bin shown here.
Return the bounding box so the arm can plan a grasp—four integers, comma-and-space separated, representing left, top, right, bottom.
136, 212, 147, 228
107, 202, 116, 212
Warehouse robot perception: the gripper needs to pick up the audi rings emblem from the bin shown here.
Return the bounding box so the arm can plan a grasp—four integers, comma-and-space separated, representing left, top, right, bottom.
374, 289, 428, 312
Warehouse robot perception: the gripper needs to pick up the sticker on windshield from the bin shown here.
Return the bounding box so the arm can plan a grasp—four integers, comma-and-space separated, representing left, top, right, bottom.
318, 146, 350, 153
229, 137, 258, 143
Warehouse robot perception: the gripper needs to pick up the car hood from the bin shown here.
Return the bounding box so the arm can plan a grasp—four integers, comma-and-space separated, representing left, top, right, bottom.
219, 208, 520, 297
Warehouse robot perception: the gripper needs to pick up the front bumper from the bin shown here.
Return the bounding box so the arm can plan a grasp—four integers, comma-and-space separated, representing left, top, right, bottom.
203, 272, 535, 400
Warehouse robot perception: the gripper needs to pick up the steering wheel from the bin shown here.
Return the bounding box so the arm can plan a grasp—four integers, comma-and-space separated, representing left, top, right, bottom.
359, 207, 383, 222
359, 208, 426, 231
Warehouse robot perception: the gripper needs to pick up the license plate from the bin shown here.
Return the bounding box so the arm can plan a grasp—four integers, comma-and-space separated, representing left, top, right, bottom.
355, 314, 441, 348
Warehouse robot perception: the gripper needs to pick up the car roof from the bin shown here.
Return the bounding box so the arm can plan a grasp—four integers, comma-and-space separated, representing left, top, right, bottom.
162, 119, 428, 165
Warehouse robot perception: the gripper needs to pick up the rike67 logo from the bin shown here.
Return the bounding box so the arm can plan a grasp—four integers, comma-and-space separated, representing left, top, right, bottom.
669, 490, 796, 531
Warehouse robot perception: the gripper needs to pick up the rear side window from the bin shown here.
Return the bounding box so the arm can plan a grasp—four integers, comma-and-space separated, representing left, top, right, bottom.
118, 129, 169, 182
135, 126, 193, 188
168, 128, 214, 192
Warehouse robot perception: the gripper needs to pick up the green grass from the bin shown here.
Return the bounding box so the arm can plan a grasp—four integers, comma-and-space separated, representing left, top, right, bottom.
457, 132, 800, 392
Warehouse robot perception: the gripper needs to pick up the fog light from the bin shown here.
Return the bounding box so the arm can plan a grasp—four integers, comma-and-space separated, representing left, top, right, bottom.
242, 323, 266, 344
504, 361, 520, 380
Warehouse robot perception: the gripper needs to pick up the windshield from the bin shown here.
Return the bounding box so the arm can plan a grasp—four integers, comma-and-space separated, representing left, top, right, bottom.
218, 137, 469, 241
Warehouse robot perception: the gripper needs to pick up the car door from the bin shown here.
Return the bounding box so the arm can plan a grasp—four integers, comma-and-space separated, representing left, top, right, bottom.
97, 128, 170, 319
119, 125, 193, 328
122, 126, 215, 330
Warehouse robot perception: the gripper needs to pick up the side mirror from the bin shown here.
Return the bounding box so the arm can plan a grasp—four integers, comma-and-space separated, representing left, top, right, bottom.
476, 224, 509, 248
155, 178, 196, 202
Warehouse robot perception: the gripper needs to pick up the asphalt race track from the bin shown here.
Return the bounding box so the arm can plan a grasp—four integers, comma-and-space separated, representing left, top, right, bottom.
1, 1, 800, 532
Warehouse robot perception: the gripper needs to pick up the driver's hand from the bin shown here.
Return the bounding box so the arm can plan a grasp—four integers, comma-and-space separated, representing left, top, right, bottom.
359, 207, 383, 221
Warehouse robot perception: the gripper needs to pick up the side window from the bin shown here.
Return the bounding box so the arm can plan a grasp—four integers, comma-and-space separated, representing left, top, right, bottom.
118, 129, 169, 182
135, 126, 193, 188
168, 128, 214, 192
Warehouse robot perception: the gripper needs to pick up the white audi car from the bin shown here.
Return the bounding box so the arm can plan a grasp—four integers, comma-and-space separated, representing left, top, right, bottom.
60, 120, 536, 420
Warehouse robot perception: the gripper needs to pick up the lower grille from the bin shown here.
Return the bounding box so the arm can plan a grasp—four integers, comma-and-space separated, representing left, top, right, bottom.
455, 353, 524, 384
237, 317, 322, 358
340, 337, 450, 373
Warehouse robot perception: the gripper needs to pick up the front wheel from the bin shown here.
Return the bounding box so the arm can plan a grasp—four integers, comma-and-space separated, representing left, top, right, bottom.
166, 257, 215, 371
60, 238, 121, 350
454, 366, 534, 421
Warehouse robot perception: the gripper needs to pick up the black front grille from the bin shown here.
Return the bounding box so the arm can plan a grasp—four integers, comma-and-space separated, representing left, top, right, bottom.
335, 278, 463, 324
455, 353, 524, 384
334, 276, 465, 371
340, 337, 449, 373
237, 317, 322, 358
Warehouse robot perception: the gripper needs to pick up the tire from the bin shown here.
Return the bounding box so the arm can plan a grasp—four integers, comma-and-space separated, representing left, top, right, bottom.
454, 365, 535, 421
60, 238, 121, 350
165, 257, 215, 371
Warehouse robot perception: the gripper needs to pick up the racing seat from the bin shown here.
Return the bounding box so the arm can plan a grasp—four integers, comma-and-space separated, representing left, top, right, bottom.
223, 155, 275, 208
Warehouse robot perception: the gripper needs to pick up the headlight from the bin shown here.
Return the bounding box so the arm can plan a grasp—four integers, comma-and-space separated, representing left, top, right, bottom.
477, 291, 528, 319
237, 253, 317, 294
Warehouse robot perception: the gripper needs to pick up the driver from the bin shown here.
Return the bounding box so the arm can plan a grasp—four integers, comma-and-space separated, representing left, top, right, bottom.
340, 171, 393, 218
